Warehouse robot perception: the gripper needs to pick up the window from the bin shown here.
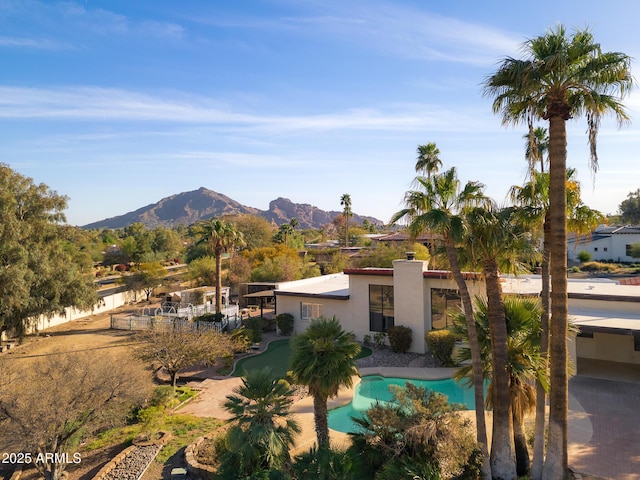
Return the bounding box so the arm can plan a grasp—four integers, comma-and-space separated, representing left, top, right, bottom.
369, 285, 394, 332
594, 247, 598, 252
431, 289, 461, 329
577, 330, 594, 338
604, 247, 608, 252
634, 334, 640, 352
301, 303, 323, 321
626, 244, 633, 256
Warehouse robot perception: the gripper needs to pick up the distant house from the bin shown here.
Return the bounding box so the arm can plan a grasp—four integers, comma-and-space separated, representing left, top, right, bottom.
371, 231, 442, 250
274, 258, 640, 372
568, 225, 640, 262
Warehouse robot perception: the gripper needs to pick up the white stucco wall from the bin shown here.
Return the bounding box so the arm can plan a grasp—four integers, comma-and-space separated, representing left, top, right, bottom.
577, 333, 640, 364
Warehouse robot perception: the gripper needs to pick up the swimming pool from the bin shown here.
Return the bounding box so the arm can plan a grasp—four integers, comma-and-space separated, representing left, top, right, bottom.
327, 375, 476, 433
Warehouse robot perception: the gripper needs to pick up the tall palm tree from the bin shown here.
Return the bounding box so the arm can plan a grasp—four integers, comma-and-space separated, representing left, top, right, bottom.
524, 127, 549, 174
391, 165, 492, 479
452, 296, 546, 477
221, 367, 300, 475
484, 25, 633, 479
289, 316, 360, 447
192, 219, 245, 313
415, 142, 442, 178
463, 204, 536, 479
340, 194, 352, 247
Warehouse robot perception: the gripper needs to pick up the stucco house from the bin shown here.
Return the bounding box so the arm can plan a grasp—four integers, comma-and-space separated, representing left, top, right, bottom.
567, 225, 640, 262
274, 257, 640, 371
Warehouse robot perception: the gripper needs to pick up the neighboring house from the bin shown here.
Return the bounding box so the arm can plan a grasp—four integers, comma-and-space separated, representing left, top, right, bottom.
568, 225, 640, 262
274, 257, 640, 369
371, 231, 442, 249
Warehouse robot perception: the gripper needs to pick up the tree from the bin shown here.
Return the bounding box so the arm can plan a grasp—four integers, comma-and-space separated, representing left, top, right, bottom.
452, 296, 546, 477
0, 350, 150, 480
192, 219, 245, 313
120, 261, 165, 301
187, 256, 217, 286
340, 194, 353, 247
136, 327, 240, 388
229, 214, 276, 250
218, 368, 300, 477
629, 242, 640, 259
390, 165, 492, 479
415, 142, 442, 178
484, 25, 632, 479
290, 316, 360, 447
0, 164, 97, 338
619, 189, 640, 224
463, 205, 535, 479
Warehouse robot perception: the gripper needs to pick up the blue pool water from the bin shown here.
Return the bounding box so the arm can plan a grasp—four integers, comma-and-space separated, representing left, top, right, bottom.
327, 376, 475, 433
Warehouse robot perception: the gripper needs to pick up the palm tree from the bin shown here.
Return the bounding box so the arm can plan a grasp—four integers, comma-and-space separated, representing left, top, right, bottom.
415, 142, 442, 178
463, 204, 536, 479
510, 166, 603, 478
289, 316, 360, 447
452, 296, 546, 477
192, 219, 245, 313
484, 25, 633, 479
390, 165, 492, 479
340, 194, 352, 247
220, 367, 300, 475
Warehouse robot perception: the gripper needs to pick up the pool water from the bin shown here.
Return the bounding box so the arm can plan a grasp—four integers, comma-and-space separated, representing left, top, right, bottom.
327, 376, 476, 433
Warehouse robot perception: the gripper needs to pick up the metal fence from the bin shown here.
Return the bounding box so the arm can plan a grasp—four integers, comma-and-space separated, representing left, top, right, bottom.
110, 314, 243, 333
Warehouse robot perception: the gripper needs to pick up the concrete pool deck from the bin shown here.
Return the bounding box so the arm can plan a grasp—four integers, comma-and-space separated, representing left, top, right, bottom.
182, 362, 638, 479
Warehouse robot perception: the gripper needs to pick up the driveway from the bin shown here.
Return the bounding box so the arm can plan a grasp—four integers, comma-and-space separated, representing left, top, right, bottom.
569, 376, 640, 480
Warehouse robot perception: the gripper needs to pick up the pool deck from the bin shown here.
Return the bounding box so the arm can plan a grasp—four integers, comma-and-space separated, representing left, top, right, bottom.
182, 359, 639, 480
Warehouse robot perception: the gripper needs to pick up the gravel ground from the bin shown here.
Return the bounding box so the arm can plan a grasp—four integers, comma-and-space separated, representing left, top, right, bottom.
355, 345, 443, 369
104, 445, 161, 480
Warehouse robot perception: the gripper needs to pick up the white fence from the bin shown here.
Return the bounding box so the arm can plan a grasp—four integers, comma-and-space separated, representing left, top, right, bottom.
110, 314, 243, 333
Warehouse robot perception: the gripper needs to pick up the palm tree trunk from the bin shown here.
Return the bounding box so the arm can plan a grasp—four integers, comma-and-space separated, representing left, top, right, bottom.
513, 397, 531, 476
484, 258, 516, 480
543, 114, 569, 480
215, 246, 223, 314
313, 394, 330, 447
531, 216, 551, 480
445, 236, 491, 479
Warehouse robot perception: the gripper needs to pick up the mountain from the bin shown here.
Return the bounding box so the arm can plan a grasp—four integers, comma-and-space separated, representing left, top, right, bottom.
82, 187, 383, 230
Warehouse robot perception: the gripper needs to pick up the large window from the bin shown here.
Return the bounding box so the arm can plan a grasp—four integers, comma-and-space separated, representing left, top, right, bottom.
431, 289, 461, 329
369, 285, 394, 332
301, 302, 323, 321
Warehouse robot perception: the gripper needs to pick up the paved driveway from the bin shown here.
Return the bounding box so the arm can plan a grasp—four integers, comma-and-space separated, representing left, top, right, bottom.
569, 376, 640, 480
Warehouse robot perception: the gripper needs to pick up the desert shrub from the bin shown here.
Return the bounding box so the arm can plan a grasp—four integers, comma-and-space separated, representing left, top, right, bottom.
425, 329, 458, 366
244, 316, 264, 342
580, 261, 620, 273
114, 263, 128, 272
276, 313, 295, 335
373, 332, 387, 349
363, 334, 372, 346
387, 325, 413, 353
230, 327, 251, 353
570, 266, 581, 273
577, 251, 592, 263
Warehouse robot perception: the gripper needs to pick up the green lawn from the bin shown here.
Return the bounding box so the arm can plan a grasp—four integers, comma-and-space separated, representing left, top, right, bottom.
232, 338, 372, 378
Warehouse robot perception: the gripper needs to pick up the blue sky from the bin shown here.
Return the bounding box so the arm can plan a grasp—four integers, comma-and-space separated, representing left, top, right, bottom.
2, 0, 640, 227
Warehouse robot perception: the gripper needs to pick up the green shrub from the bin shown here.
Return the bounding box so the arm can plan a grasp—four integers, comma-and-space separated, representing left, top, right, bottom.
373, 332, 387, 349
577, 251, 592, 263
425, 329, 458, 366
244, 317, 264, 342
276, 313, 294, 335
386, 325, 412, 353
363, 334, 372, 346
570, 266, 581, 273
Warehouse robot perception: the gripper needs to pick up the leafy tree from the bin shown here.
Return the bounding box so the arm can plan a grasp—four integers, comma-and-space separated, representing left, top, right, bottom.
290, 316, 360, 447
349, 382, 481, 480
628, 242, 640, 259
230, 214, 276, 249
0, 164, 97, 338
353, 242, 429, 268
191, 219, 245, 313
150, 226, 184, 260
119, 261, 165, 301
340, 194, 353, 247
217, 368, 300, 477
619, 189, 640, 224
391, 164, 491, 478
136, 327, 240, 388
485, 25, 632, 479
0, 350, 150, 480
187, 256, 217, 286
